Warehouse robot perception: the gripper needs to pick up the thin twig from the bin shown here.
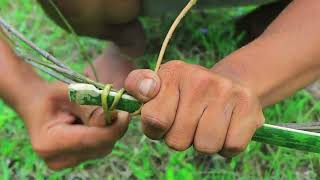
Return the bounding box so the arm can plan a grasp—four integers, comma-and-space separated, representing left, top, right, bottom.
280, 122, 320, 132
0, 17, 108, 89
25, 57, 105, 89
154, 0, 198, 72
0, 24, 15, 48
25, 59, 75, 84
0, 17, 70, 70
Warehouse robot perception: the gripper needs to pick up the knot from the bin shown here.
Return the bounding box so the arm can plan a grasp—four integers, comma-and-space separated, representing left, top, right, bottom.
101, 85, 125, 125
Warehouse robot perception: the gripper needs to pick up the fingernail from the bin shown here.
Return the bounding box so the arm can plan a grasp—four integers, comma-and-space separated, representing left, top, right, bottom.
138, 78, 156, 97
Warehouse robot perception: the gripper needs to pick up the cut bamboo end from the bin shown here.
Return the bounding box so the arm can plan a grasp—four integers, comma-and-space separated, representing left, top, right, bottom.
68, 83, 142, 113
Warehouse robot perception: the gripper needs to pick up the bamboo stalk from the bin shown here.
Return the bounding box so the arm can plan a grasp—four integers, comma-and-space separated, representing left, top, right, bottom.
69, 84, 141, 113
68, 83, 320, 153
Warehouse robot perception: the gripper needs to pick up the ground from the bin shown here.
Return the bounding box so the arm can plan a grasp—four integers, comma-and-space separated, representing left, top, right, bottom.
1, 0, 320, 179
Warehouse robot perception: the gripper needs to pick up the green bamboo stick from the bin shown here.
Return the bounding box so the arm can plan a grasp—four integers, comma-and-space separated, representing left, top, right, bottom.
253, 124, 320, 153
69, 84, 142, 113
69, 83, 320, 153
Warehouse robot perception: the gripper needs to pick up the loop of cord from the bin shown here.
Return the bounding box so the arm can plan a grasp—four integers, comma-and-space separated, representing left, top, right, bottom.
101, 85, 126, 125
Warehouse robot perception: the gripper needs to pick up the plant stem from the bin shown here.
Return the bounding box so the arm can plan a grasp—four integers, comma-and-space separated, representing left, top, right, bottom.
25, 57, 105, 89
154, 0, 198, 72
0, 17, 108, 89
25, 59, 75, 84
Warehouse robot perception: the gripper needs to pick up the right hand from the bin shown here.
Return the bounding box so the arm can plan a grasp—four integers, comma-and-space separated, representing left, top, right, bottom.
21, 82, 130, 170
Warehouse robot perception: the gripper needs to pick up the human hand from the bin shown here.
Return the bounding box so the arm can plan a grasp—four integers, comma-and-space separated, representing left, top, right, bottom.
125, 61, 265, 157
20, 82, 130, 170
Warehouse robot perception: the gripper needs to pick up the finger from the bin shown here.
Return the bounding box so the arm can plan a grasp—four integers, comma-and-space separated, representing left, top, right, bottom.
69, 104, 117, 127
46, 145, 113, 170
84, 107, 127, 128
139, 64, 183, 139
220, 96, 265, 157
164, 87, 207, 151
47, 82, 88, 119
48, 111, 130, 153
125, 69, 161, 102
73, 105, 101, 126
194, 98, 235, 154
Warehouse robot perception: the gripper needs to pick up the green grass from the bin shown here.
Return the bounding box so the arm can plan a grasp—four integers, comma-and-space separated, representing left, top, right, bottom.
1, 0, 320, 179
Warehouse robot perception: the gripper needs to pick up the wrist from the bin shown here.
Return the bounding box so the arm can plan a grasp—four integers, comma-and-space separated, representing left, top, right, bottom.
0, 50, 49, 118
13, 77, 49, 119
210, 56, 258, 96
210, 41, 266, 105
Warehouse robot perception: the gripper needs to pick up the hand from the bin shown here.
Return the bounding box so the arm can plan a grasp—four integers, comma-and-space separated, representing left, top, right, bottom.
125, 61, 265, 157
21, 82, 130, 170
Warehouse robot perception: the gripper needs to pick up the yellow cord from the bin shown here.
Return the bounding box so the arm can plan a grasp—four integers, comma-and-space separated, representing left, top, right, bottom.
130, 106, 142, 116
101, 85, 127, 125
110, 88, 125, 111
101, 84, 113, 125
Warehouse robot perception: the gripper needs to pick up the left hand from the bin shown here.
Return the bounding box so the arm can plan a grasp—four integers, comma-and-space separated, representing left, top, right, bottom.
20, 82, 130, 170
125, 60, 265, 157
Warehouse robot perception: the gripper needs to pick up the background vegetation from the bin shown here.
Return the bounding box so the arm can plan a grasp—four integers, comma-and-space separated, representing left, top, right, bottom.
0, 0, 320, 179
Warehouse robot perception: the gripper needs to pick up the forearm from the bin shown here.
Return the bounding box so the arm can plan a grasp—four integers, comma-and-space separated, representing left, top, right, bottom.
212, 0, 320, 107
0, 31, 47, 117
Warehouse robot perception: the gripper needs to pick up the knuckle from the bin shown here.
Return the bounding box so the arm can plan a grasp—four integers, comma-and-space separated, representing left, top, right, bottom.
159, 61, 184, 77
215, 77, 234, 96
31, 140, 54, 159
141, 113, 171, 135
162, 60, 185, 69
142, 114, 170, 131
190, 71, 212, 92
46, 160, 77, 171
165, 137, 190, 151
256, 113, 266, 128
194, 141, 222, 155
47, 162, 65, 171
235, 86, 254, 101
224, 140, 247, 154
234, 86, 263, 120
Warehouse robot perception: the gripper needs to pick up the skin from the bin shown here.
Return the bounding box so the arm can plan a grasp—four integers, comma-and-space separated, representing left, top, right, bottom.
1, 0, 320, 169
0, 31, 130, 170
125, 0, 320, 156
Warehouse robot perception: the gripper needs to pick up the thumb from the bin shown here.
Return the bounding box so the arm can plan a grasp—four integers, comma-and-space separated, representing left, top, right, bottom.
125, 69, 161, 102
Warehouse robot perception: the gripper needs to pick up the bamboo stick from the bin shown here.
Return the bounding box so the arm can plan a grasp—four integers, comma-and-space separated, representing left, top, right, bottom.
69, 84, 141, 113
